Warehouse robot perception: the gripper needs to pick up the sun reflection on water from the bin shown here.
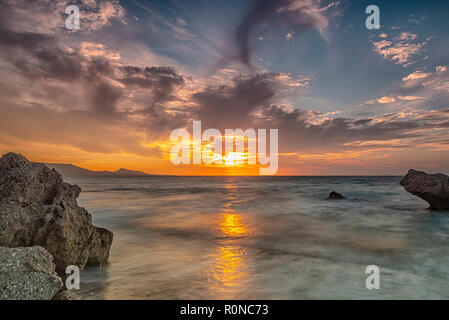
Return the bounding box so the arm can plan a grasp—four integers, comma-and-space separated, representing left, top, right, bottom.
209, 181, 253, 295
213, 245, 247, 288
220, 213, 248, 238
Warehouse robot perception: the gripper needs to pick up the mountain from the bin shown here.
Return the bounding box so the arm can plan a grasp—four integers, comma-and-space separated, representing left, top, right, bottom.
45, 163, 154, 179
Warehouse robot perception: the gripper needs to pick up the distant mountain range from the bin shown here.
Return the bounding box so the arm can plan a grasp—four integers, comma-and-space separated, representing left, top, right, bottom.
45, 163, 155, 179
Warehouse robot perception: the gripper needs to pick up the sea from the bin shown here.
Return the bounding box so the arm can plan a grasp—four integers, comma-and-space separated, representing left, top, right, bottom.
67, 176, 449, 299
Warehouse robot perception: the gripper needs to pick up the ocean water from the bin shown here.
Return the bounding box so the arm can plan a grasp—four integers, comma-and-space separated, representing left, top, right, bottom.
69, 176, 449, 299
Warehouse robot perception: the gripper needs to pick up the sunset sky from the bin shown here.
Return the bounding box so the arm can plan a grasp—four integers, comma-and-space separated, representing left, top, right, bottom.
0, 0, 448, 175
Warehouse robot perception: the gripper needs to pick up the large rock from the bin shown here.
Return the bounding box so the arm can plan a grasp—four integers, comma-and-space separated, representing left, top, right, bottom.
0, 153, 113, 274
0, 246, 63, 300
400, 169, 449, 210
328, 191, 345, 200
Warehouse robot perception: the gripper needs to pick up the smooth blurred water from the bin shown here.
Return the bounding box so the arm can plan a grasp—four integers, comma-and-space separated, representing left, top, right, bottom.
69, 176, 449, 299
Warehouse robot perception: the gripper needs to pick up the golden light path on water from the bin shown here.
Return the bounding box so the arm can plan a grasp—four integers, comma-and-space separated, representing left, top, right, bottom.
209, 182, 252, 294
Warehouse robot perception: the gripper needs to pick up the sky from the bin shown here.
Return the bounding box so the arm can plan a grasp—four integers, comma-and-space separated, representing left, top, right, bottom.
0, 0, 448, 175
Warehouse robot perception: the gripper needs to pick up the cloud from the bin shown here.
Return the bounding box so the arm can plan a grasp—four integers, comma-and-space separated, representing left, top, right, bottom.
285, 31, 294, 41
372, 32, 426, 67
402, 71, 431, 81
119, 65, 185, 106
0, 0, 126, 34
398, 66, 449, 105
185, 69, 449, 157
0, 28, 82, 81
398, 95, 423, 101
0, 0, 448, 174
2, 21, 445, 159
254, 103, 449, 155
224, 0, 339, 67
378, 96, 396, 104
83, 0, 126, 31
80, 42, 121, 60
0, 30, 120, 117
193, 73, 280, 129
358, 64, 449, 125
189, 71, 312, 131
398, 32, 418, 41
0, 22, 187, 118
0, 11, 188, 149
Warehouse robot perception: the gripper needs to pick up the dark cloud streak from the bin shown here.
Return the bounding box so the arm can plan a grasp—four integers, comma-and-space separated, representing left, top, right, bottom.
223, 0, 337, 67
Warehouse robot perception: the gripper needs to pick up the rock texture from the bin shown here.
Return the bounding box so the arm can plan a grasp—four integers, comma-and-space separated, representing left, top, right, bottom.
87, 227, 114, 267
400, 169, 449, 210
0, 246, 63, 300
0, 153, 113, 274
328, 191, 345, 200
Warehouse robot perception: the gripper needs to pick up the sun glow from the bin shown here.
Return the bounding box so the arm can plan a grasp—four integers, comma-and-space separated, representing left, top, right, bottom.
221, 152, 248, 167
165, 134, 262, 171
169, 122, 279, 175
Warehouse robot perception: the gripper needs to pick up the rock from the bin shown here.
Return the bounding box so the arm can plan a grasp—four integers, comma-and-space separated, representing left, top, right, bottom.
400, 169, 449, 210
52, 290, 81, 300
328, 191, 345, 200
0, 153, 113, 274
87, 227, 114, 267
0, 246, 63, 300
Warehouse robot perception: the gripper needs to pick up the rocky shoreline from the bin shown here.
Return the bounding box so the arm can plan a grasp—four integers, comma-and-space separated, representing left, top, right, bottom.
0, 153, 113, 300
1, 152, 448, 300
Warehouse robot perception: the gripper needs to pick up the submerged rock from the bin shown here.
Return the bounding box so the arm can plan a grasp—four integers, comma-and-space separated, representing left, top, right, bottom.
400, 169, 449, 210
0, 246, 63, 300
0, 152, 113, 274
328, 191, 345, 200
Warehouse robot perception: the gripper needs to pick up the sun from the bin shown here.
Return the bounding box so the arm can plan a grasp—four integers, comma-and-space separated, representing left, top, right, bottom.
222, 152, 247, 167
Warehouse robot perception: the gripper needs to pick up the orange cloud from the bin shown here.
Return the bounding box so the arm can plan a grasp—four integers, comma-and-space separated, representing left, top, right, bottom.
378, 96, 396, 104
402, 71, 431, 81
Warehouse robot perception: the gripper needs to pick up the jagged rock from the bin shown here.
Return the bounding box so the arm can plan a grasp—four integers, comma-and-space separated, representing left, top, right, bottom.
0, 246, 63, 300
87, 227, 114, 267
400, 169, 449, 210
0, 153, 113, 274
328, 191, 345, 200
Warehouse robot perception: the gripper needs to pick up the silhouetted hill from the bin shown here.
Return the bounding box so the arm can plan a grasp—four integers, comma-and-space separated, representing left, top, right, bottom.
45, 163, 154, 179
